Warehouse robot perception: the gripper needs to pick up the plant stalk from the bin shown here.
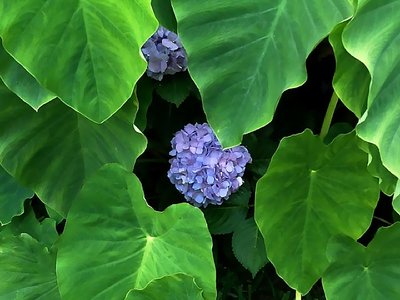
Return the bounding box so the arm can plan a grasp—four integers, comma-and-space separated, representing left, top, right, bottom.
320, 91, 339, 141
296, 291, 302, 300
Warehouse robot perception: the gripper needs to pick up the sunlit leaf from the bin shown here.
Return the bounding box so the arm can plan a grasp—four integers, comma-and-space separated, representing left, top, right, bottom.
255, 130, 379, 293
172, 0, 352, 146
0, 44, 55, 110
0, 1, 158, 122
57, 164, 216, 300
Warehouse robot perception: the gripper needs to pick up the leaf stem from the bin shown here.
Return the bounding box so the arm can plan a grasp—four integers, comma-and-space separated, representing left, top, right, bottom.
296, 291, 302, 300
320, 91, 339, 141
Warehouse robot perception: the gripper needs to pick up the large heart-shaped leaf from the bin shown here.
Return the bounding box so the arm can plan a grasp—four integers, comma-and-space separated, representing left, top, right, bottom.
0, 1, 158, 122
255, 130, 379, 293
125, 274, 203, 300
322, 223, 400, 299
0, 166, 33, 225
329, 22, 369, 118
0, 44, 55, 110
172, 0, 352, 146
57, 164, 216, 300
0, 85, 146, 217
342, 0, 400, 178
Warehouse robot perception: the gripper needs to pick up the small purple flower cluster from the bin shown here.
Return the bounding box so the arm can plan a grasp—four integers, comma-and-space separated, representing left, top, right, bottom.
141, 26, 188, 81
167, 123, 252, 207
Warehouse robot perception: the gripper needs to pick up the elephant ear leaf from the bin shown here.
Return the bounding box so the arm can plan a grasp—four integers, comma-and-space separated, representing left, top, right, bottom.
57, 164, 216, 300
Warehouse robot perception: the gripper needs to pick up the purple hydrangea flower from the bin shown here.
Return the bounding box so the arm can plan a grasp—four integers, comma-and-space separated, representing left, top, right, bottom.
141, 26, 188, 81
167, 123, 252, 207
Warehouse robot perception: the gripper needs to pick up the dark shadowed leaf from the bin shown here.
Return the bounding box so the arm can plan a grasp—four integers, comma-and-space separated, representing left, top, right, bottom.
203, 182, 250, 235
232, 218, 268, 277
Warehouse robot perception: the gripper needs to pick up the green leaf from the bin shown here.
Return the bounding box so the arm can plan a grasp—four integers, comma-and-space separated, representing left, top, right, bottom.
393, 181, 400, 215
135, 76, 154, 131
323, 223, 400, 299
0, 166, 33, 225
1, 204, 58, 249
57, 164, 216, 300
151, 0, 177, 31
329, 22, 369, 118
363, 143, 397, 196
255, 130, 379, 293
125, 274, 203, 300
0, 233, 60, 299
342, 0, 400, 178
232, 218, 268, 278
172, 0, 353, 147
0, 85, 146, 217
0, 43, 55, 110
203, 182, 250, 235
155, 72, 192, 107
0, 1, 158, 122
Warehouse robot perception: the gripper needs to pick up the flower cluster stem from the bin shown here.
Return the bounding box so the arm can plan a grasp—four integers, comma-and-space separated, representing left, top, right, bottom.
320, 91, 339, 141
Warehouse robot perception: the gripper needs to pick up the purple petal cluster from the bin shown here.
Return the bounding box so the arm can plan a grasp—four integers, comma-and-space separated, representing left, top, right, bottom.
167, 123, 252, 207
141, 26, 188, 81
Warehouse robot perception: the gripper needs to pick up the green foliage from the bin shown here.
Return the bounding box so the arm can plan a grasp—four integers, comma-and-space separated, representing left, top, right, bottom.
0, 167, 33, 225
343, 0, 400, 178
0, 0, 158, 122
203, 182, 250, 235
0, 211, 60, 299
329, 22, 369, 118
57, 164, 216, 300
255, 131, 379, 293
323, 223, 400, 299
232, 217, 268, 278
125, 274, 203, 300
172, 0, 352, 146
1, 1, 400, 299
0, 44, 55, 110
0, 84, 146, 216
